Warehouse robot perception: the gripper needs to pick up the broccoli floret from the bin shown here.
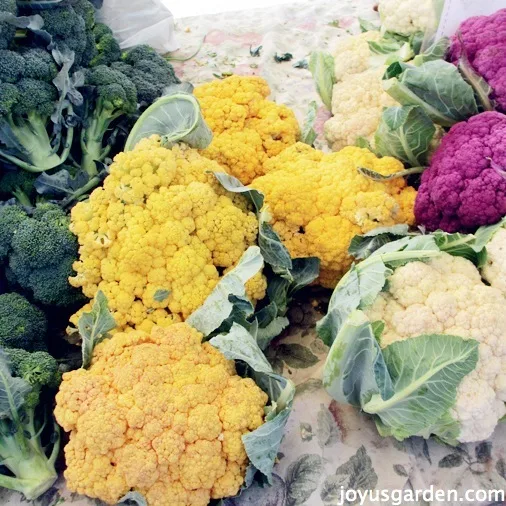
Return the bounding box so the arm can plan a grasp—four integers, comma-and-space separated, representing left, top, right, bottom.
80, 65, 137, 176
119, 45, 180, 104
70, 0, 95, 29
0, 168, 37, 206
13, 78, 57, 117
0, 349, 59, 500
89, 23, 121, 67
1, 204, 83, 307
19, 47, 58, 82
0, 50, 25, 83
38, 6, 88, 67
0, 293, 47, 351
0, 204, 25, 260
0, 0, 17, 50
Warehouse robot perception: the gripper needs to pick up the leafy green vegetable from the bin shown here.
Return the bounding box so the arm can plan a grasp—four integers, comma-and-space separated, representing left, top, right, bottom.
309, 51, 335, 111
124, 85, 212, 151
383, 60, 479, 127
77, 290, 116, 368
301, 100, 318, 146
374, 105, 435, 167
323, 310, 478, 442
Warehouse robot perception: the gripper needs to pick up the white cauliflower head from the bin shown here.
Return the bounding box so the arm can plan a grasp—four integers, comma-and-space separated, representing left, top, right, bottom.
378, 0, 438, 35
482, 227, 506, 294
365, 253, 506, 442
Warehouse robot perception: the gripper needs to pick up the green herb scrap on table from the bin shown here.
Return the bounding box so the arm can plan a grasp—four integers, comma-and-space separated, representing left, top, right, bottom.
1, 1, 506, 505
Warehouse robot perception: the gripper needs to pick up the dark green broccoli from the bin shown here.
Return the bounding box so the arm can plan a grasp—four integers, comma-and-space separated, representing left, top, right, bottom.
0, 204, 25, 260
0, 49, 73, 172
0, 292, 47, 351
0, 203, 83, 307
0, 0, 17, 50
38, 6, 88, 67
70, 0, 95, 29
80, 65, 137, 176
0, 167, 37, 205
0, 348, 59, 500
89, 22, 121, 67
118, 45, 181, 104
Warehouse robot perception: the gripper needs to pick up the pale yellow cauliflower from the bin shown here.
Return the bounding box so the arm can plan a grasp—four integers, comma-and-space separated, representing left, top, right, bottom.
194, 75, 299, 184
366, 253, 506, 442
54, 323, 268, 506
251, 143, 416, 287
69, 136, 265, 333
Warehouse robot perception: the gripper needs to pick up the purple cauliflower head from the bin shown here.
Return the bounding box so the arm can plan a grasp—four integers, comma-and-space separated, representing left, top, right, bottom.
414, 111, 506, 233
449, 9, 506, 111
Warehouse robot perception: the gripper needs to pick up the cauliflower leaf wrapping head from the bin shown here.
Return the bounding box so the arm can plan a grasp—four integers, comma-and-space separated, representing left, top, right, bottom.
449, 8, 506, 112
69, 136, 266, 333
54, 323, 268, 505
251, 143, 416, 287
194, 76, 300, 184
414, 111, 506, 233
365, 252, 506, 442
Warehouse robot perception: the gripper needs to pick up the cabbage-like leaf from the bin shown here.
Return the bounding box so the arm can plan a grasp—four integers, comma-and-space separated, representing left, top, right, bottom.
323, 310, 478, 442
374, 105, 435, 167
301, 101, 318, 146
210, 323, 295, 484
187, 246, 263, 336
78, 291, 116, 369
412, 37, 450, 66
117, 492, 147, 506
348, 225, 411, 260
0, 349, 31, 422
383, 60, 479, 127
125, 86, 212, 150
309, 51, 335, 111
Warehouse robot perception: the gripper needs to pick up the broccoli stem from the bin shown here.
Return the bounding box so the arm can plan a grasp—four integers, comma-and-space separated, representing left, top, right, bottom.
0, 413, 59, 500
81, 107, 118, 177
0, 112, 74, 172
11, 187, 32, 207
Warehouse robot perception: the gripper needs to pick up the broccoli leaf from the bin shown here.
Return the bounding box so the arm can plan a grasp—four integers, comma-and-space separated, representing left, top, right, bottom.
374, 105, 435, 167
0, 349, 31, 422
125, 85, 213, 151
187, 246, 264, 336
323, 310, 479, 442
34, 169, 90, 198
383, 60, 479, 127
78, 291, 116, 369
309, 51, 335, 111
301, 101, 318, 146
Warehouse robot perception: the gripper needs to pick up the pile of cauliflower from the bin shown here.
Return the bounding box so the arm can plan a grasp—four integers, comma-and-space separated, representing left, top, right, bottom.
54, 323, 268, 505
69, 136, 266, 333
194, 75, 300, 184
252, 143, 416, 287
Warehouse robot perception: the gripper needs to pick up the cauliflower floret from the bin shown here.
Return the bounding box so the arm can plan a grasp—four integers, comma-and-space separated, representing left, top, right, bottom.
378, 0, 438, 35
69, 137, 262, 332
325, 67, 397, 151
54, 324, 268, 506
365, 252, 506, 442
252, 143, 416, 287
482, 227, 506, 293
195, 76, 299, 184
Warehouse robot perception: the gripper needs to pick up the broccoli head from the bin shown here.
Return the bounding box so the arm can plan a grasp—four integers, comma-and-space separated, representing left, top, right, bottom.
0, 167, 37, 205
0, 0, 17, 50
0, 204, 25, 260
1, 203, 83, 307
69, 0, 95, 29
89, 22, 121, 67
12, 78, 57, 117
0, 292, 47, 351
20, 47, 59, 82
0, 50, 26, 83
0, 349, 59, 500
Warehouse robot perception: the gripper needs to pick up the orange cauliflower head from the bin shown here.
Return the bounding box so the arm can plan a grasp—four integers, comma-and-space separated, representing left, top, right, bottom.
69, 136, 265, 333
194, 75, 300, 184
251, 143, 417, 287
54, 323, 268, 506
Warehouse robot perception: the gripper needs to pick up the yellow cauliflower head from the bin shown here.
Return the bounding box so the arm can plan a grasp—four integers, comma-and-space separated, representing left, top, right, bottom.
69, 137, 264, 333
195, 76, 299, 184
251, 143, 417, 287
54, 323, 268, 506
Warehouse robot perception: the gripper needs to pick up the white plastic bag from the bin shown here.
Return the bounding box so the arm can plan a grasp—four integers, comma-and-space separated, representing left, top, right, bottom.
96, 0, 179, 54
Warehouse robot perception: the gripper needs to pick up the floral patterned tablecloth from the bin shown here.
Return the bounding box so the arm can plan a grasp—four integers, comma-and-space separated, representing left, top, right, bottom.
4, 1, 506, 505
